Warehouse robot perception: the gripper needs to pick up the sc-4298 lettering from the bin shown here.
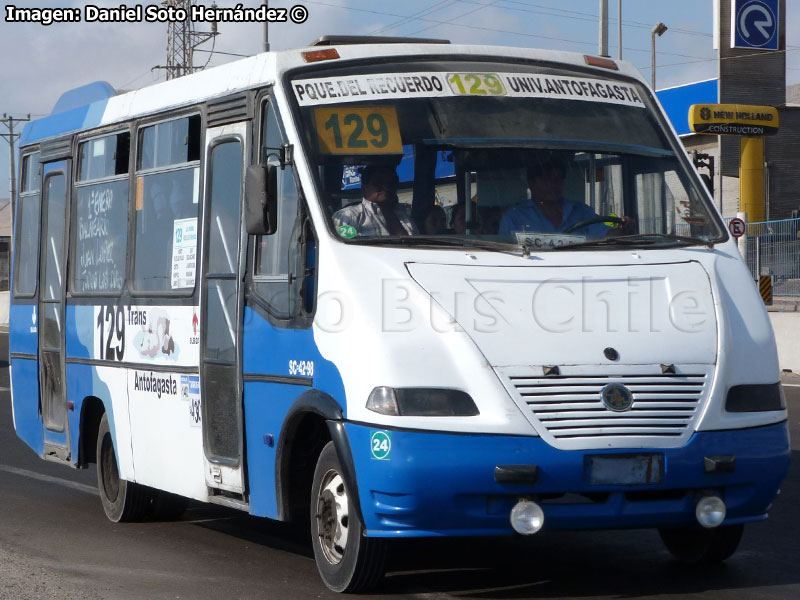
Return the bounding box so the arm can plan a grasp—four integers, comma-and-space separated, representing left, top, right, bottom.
289, 360, 314, 377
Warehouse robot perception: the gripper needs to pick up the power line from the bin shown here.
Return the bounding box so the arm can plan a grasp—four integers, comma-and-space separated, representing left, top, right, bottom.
640, 47, 799, 73
454, 0, 714, 38
194, 48, 249, 58
404, 0, 503, 37
304, 0, 714, 61
367, 0, 453, 35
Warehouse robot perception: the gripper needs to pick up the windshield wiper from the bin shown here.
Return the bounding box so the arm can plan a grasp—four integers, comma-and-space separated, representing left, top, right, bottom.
612, 233, 715, 247
350, 235, 521, 255
548, 233, 712, 251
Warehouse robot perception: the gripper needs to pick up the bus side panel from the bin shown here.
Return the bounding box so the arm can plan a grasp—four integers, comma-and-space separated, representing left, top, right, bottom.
66, 363, 134, 480
127, 367, 206, 499
241, 308, 349, 519
10, 303, 38, 355
244, 381, 308, 519
240, 308, 348, 411
64, 304, 93, 361
10, 302, 42, 455
10, 358, 43, 456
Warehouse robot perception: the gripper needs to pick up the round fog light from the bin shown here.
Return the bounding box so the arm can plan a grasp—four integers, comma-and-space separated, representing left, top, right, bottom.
510, 500, 544, 535
696, 495, 726, 529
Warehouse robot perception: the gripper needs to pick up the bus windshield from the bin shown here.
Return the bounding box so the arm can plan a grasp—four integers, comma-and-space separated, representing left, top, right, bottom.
290, 60, 725, 250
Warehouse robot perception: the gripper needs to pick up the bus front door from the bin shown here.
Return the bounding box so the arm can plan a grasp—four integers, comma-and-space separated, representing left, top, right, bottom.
38, 161, 70, 461
200, 124, 248, 497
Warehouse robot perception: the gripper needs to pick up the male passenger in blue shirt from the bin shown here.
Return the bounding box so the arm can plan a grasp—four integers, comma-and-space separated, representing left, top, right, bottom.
498, 159, 632, 237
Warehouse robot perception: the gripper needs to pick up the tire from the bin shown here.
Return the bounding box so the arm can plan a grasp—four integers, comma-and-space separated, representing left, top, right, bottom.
659, 524, 744, 563
96, 413, 149, 523
311, 441, 388, 592
148, 489, 189, 521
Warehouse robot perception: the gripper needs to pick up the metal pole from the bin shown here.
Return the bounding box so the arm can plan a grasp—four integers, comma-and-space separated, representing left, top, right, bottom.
263, 0, 270, 52
599, 0, 609, 57
618, 0, 623, 59
651, 30, 656, 89
1, 114, 30, 214
651, 23, 667, 90
8, 124, 17, 209
737, 210, 747, 259
755, 236, 761, 278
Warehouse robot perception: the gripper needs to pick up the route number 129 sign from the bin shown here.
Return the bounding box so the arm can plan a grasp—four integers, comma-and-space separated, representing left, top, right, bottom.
314, 106, 403, 155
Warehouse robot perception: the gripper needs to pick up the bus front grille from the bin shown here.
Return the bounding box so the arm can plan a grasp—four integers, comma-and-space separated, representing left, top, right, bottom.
500, 366, 712, 449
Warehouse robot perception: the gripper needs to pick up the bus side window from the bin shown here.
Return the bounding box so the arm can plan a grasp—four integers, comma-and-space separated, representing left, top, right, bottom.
14, 152, 41, 297
253, 101, 301, 318
133, 115, 201, 292
73, 132, 130, 293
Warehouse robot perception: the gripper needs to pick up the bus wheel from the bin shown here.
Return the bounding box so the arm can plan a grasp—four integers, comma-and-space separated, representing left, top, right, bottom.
96, 413, 149, 523
149, 490, 189, 521
311, 441, 387, 592
659, 524, 744, 563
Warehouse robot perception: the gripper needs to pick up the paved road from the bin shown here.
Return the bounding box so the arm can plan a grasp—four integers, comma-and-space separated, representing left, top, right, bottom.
1, 331, 798, 599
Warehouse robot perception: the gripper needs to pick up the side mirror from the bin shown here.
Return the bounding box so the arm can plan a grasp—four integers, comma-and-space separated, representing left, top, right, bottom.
245, 163, 278, 235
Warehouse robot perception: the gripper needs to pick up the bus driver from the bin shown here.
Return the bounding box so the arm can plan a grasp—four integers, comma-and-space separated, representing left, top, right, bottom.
499, 158, 633, 237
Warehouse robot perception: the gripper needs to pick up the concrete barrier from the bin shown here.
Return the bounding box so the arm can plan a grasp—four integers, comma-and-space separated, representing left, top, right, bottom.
769, 310, 800, 374
767, 298, 800, 373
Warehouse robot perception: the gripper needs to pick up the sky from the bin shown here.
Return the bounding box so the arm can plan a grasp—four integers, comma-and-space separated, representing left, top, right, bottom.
1, 0, 798, 199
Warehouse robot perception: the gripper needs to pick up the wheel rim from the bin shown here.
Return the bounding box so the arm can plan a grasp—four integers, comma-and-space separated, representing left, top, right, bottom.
316, 469, 350, 565
100, 433, 120, 503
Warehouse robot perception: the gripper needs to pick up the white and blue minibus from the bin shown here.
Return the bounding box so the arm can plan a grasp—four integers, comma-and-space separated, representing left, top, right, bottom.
10, 36, 790, 592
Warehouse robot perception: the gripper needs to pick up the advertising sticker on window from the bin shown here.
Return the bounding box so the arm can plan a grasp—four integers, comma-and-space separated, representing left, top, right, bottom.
172, 217, 198, 290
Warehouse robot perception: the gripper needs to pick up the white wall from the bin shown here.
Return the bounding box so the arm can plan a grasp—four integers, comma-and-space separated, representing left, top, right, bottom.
0, 291, 8, 327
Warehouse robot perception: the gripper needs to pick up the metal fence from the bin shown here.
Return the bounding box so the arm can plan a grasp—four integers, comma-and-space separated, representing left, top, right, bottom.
742, 218, 800, 296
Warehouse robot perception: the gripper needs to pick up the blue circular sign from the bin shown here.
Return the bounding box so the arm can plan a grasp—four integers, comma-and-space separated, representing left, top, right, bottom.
735, 0, 778, 49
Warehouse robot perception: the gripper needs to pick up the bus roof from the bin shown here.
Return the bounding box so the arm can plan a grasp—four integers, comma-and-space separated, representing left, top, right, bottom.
20, 42, 646, 148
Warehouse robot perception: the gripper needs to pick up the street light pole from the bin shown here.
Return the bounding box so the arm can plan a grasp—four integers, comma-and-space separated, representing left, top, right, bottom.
651, 22, 668, 90
262, 0, 269, 52
599, 0, 609, 57
618, 0, 622, 60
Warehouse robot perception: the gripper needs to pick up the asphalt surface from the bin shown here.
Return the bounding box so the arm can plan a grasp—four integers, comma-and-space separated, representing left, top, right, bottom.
1, 330, 799, 599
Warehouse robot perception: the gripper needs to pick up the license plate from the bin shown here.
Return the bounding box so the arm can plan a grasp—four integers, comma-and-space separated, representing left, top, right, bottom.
585, 454, 664, 485
514, 232, 586, 249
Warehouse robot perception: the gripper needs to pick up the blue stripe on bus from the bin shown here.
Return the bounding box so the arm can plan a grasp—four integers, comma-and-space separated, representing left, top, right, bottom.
241, 307, 347, 518
240, 307, 347, 414
20, 100, 109, 146
65, 305, 93, 360
9, 304, 38, 356
243, 380, 308, 519
10, 357, 43, 457
345, 421, 790, 537
66, 363, 116, 467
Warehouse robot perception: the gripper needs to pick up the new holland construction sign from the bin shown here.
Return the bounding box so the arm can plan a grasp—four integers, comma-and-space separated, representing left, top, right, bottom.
689, 103, 779, 136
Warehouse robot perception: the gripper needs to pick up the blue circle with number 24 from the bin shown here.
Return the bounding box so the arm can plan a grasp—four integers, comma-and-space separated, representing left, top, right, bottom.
370, 431, 391, 460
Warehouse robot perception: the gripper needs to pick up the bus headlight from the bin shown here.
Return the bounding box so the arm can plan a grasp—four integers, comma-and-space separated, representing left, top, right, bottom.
725, 383, 785, 412
366, 387, 480, 416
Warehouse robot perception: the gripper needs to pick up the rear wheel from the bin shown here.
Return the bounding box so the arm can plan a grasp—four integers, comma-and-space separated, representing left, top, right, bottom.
311, 442, 387, 592
659, 524, 744, 563
96, 413, 149, 522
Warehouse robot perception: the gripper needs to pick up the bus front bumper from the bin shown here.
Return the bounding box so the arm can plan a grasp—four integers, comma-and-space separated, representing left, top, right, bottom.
344, 421, 790, 537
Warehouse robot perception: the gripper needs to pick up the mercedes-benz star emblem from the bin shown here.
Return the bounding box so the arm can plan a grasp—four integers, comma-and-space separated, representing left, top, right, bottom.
600, 383, 634, 412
